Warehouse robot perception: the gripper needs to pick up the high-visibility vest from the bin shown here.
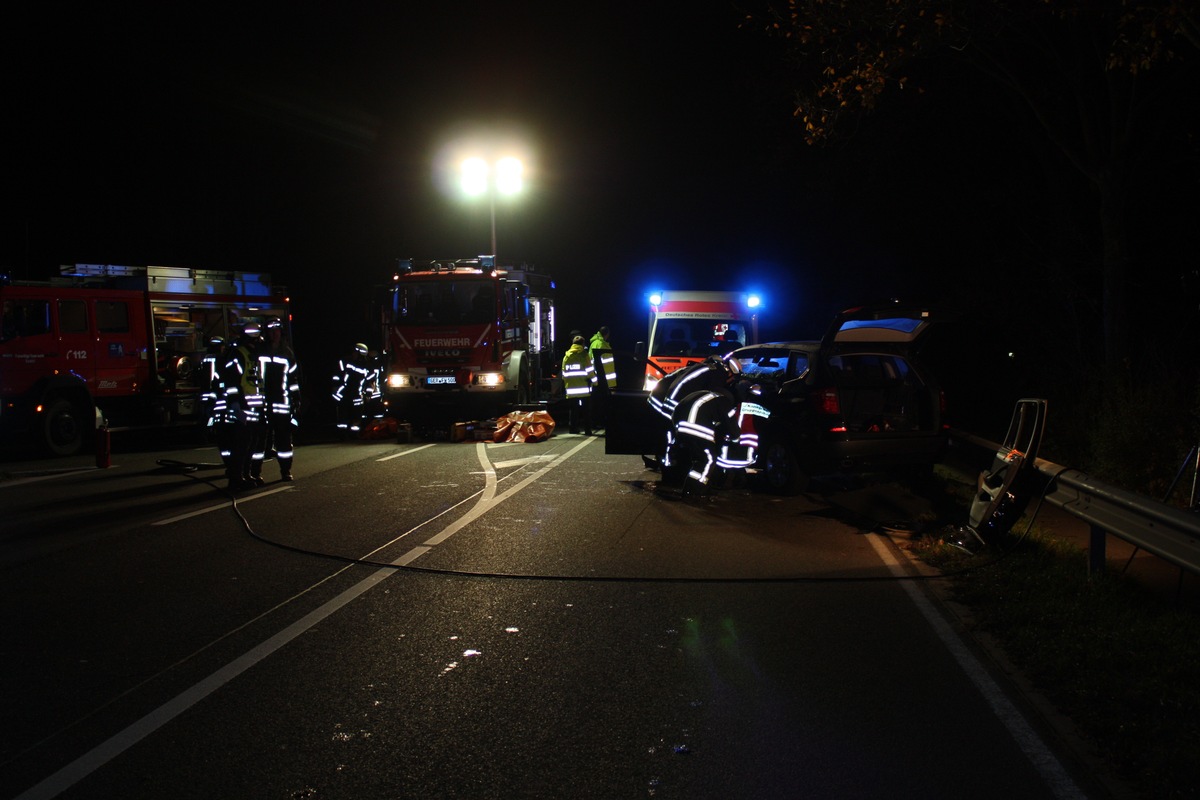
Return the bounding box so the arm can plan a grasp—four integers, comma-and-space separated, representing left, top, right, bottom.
589, 335, 617, 389
561, 346, 594, 398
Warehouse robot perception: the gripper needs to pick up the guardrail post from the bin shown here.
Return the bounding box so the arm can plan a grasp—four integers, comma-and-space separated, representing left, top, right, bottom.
1088, 524, 1107, 576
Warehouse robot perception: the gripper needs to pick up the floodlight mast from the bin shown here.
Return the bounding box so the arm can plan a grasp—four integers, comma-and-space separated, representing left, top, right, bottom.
460, 156, 524, 257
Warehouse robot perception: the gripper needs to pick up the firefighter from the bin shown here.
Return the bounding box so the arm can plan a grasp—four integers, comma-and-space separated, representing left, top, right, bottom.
560, 334, 594, 435
363, 348, 385, 425
332, 343, 371, 435
220, 323, 264, 491
256, 318, 301, 482
199, 336, 233, 470
649, 355, 757, 497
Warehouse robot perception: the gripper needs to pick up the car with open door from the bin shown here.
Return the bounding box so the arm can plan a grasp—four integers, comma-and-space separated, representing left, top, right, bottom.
731, 304, 947, 493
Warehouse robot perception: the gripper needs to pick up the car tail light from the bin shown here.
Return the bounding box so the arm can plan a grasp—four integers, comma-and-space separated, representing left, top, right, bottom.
818, 387, 840, 415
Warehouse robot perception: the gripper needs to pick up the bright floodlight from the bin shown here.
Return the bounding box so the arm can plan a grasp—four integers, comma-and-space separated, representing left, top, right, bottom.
495, 157, 523, 195
460, 157, 489, 196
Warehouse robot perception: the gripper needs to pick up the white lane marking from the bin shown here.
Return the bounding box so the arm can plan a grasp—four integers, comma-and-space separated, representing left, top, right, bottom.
14, 565, 395, 800
377, 443, 436, 462
152, 486, 294, 526
491, 453, 559, 470
865, 533, 1085, 799
17, 438, 590, 800
151, 442, 437, 526
421, 438, 590, 547
0, 466, 116, 488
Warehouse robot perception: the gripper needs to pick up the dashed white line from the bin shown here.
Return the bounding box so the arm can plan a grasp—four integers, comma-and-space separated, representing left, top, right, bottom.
376, 443, 436, 461
152, 485, 294, 526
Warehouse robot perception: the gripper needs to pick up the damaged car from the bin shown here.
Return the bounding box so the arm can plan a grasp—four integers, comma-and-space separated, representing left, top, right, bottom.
605, 303, 948, 495
733, 304, 948, 493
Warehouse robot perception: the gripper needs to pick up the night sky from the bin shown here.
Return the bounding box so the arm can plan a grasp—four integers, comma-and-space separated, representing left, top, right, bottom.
6, 4, 1198, 411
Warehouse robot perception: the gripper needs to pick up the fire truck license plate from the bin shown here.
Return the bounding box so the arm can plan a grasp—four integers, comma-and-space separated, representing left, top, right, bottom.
427, 376, 456, 386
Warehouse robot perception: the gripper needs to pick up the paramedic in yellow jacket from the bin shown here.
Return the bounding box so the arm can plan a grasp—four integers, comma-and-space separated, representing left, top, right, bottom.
561, 335, 595, 435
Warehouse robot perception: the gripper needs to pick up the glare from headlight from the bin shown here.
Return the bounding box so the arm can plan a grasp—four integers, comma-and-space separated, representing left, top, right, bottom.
388, 373, 412, 389
477, 372, 505, 387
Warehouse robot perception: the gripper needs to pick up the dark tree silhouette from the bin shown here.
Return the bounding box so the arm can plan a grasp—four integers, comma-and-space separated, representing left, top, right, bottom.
743, 0, 1199, 377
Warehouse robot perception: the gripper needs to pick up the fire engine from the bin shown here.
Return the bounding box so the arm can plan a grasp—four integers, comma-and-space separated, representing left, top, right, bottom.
0, 263, 290, 455
381, 255, 556, 421
638, 289, 761, 390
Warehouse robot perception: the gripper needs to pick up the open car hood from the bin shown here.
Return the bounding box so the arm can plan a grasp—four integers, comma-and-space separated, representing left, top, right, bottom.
819, 304, 935, 349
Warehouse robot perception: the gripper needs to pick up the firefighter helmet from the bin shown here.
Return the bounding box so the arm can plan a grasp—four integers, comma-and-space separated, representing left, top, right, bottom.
354, 342, 369, 356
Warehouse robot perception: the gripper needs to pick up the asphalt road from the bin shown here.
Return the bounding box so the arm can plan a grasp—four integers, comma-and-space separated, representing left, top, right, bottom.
0, 432, 1096, 799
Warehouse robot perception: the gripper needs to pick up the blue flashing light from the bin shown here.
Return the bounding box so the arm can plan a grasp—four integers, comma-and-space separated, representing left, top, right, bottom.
649, 292, 663, 306
746, 294, 762, 309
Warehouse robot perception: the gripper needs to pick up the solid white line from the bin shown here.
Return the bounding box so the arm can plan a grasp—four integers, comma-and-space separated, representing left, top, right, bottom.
14, 566, 396, 800
18, 437, 591, 799
151, 485, 294, 526
865, 533, 1085, 799
376, 443, 436, 461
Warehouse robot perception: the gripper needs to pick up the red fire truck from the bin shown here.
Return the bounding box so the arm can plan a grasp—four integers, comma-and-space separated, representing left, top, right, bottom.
381, 255, 556, 421
0, 263, 290, 455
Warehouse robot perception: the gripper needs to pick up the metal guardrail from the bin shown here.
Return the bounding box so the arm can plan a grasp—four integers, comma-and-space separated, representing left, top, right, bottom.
950, 429, 1200, 576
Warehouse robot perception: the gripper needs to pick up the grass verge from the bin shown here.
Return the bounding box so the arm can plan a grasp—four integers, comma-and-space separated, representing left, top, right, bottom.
913, 471, 1200, 799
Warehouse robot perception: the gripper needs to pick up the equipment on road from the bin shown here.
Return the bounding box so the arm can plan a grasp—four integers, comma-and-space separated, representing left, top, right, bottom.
0, 264, 290, 455
380, 255, 556, 422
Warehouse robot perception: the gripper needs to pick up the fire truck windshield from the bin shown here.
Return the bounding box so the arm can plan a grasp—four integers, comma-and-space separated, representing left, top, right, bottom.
398, 280, 496, 326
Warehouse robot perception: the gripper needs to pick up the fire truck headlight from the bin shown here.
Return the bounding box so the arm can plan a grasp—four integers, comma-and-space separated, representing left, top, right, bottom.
476, 372, 505, 387
388, 373, 413, 389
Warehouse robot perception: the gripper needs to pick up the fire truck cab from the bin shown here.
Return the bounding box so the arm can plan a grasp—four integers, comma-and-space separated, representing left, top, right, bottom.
381, 255, 556, 421
639, 289, 761, 390
0, 264, 289, 455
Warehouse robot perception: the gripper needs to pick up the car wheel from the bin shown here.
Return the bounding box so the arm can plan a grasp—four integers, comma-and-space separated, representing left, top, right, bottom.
763, 440, 806, 495
43, 398, 86, 456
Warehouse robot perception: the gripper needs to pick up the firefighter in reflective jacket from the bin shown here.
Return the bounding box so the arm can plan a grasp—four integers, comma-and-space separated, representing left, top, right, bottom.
561, 335, 594, 435
255, 318, 300, 482
199, 336, 233, 469
332, 343, 371, 434
220, 323, 264, 491
649, 356, 761, 495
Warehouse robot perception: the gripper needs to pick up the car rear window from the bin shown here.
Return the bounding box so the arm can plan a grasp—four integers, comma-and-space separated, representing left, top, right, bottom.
736, 350, 809, 380
829, 353, 911, 384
